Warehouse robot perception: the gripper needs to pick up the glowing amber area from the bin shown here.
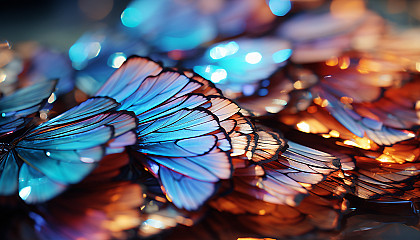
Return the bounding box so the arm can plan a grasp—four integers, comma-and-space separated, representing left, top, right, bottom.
377, 154, 395, 163
339, 56, 350, 69
343, 137, 372, 150
321, 99, 329, 107
299, 182, 312, 188
329, 130, 340, 138
357, 58, 383, 73
326, 57, 339, 66
293, 80, 304, 89
297, 121, 311, 133
340, 96, 353, 104
313, 97, 323, 105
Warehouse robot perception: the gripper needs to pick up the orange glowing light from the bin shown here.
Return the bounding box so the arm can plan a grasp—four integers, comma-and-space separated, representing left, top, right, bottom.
340, 96, 353, 104
326, 57, 339, 66
299, 182, 312, 188
314, 97, 323, 105
297, 121, 311, 133
416, 100, 420, 110
377, 154, 394, 163
339, 56, 350, 69
329, 130, 340, 138
343, 137, 372, 150
293, 80, 304, 89
321, 134, 331, 138
321, 99, 329, 107
358, 58, 382, 72
154, 196, 167, 202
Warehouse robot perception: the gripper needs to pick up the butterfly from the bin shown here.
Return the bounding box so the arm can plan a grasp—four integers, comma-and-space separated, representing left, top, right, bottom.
0, 96, 137, 203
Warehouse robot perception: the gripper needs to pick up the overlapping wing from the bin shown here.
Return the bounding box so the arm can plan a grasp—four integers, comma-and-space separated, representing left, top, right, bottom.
12, 97, 137, 203
313, 86, 415, 146
95, 57, 235, 211
30, 152, 142, 240
0, 80, 56, 135
138, 108, 232, 211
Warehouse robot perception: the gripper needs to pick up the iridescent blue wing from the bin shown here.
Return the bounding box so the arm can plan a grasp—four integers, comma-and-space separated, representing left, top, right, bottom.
138, 109, 232, 210
183, 71, 223, 96
95, 58, 208, 120
15, 97, 137, 203
95, 56, 163, 102
0, 80, 56, 135
143, 158, 221, 211
96, 57, 236, 210
0, 151, 19, 196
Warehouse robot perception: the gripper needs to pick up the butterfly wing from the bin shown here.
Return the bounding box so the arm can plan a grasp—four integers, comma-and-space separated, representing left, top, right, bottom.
0, 80, 56, 135
95, 56, 163, 102
15, 97, 137, 203
0, 151, 19, 196
96, 57, 236, 210
30, 152, 142, 240
350, 156, 420, 199
138, 108, 232, 210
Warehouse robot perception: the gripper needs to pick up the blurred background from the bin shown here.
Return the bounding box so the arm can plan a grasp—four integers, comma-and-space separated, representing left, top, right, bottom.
2, 0, 420, 239
0, 0, 130, 51
2, 0, 420, 50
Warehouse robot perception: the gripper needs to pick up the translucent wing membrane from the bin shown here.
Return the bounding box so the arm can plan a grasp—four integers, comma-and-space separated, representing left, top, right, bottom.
0, 97, 137, 203
228, 114, 257, 158
256, 141, 341, 206
0, 152, 19, 195
159, 166, 217, 211
209, 188, 346, 239
0, 80, 56, 135
96, 57, 236, 210
137, 108, 221, 144
183, 71, 223, 96
350, 156, 420, 199
95, 56, 163, 102
118, 71, 194, 114
252, 127, 286, 163
353, 78, 420, 129
313, 86, 415, 146
41, 96, 120, 126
